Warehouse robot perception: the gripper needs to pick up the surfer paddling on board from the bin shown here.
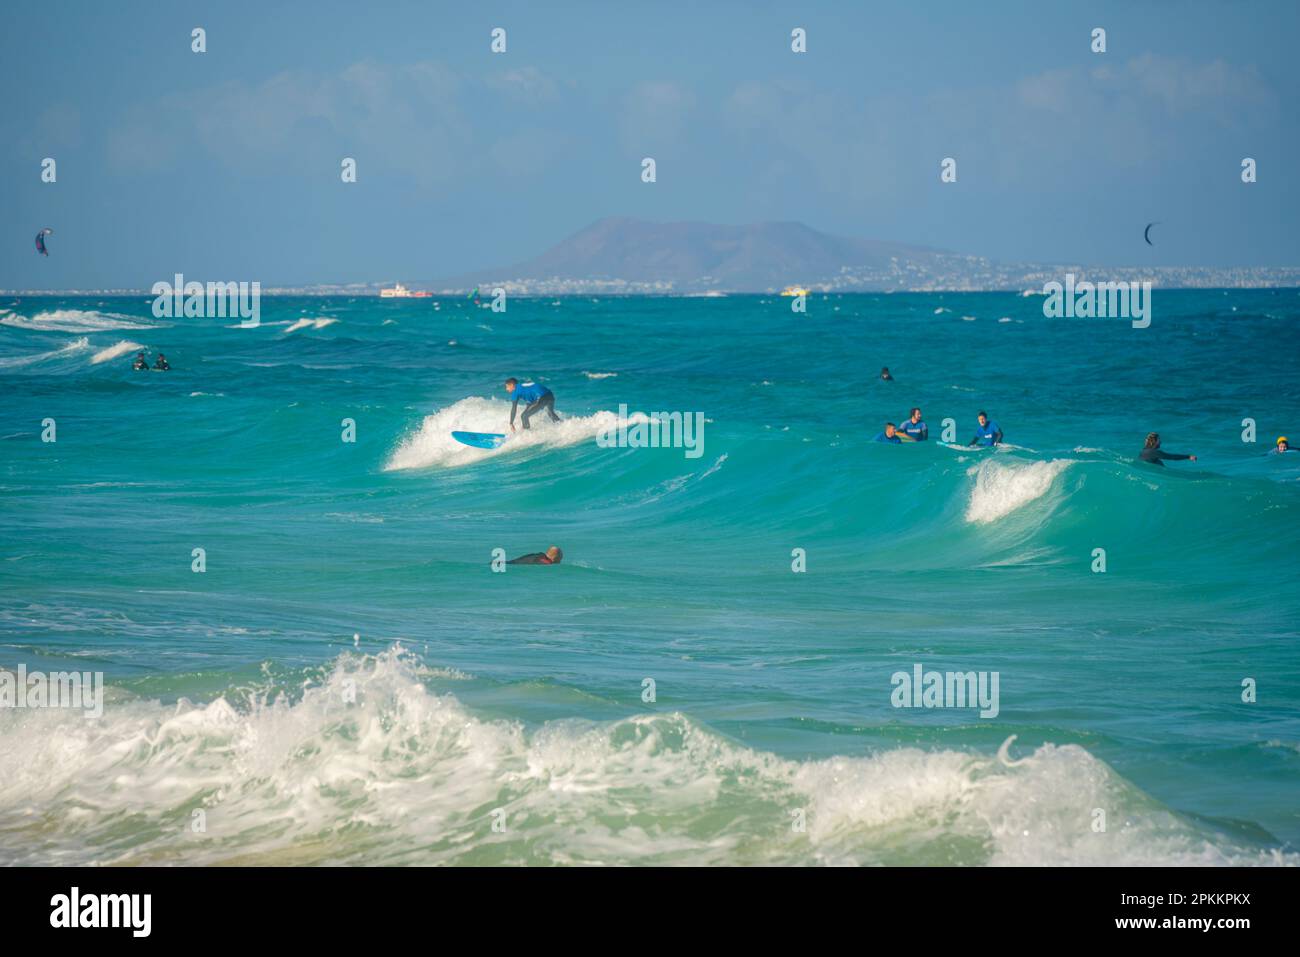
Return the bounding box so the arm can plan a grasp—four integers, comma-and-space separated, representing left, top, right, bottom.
874, 423, 903, 443
505, 378, 560, 431
969, 411, 1003, 447
1139, 432, 1196, 466
507, 546, 563, 565
899, 408, 928, 441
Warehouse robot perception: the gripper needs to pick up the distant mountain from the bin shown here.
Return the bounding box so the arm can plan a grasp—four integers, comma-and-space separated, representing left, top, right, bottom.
10, 216, 1296, 296
346, 217, 1300, 296
428, 217, 965, 294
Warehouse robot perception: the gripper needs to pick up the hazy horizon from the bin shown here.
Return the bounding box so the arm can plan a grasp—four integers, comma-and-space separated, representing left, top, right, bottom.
4, 1, 1298, 288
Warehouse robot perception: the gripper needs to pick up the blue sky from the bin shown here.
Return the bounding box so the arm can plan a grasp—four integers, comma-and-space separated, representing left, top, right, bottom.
3, 0, 1297, 287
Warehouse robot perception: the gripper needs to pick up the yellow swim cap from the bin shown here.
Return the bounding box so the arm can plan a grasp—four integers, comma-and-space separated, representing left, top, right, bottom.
1279, 436, 1289, 445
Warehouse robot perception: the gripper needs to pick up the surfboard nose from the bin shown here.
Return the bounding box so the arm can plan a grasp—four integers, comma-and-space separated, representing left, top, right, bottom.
452, 430, 507, 449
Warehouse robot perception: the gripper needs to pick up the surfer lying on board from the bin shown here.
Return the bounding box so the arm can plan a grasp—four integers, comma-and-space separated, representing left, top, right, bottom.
969, 411, 1003, 447
1139, 433, 1196, 465
874, 423, 903, 443
900, 408, 928, 441
507, 546, 563, 565
505, 378, 560, 431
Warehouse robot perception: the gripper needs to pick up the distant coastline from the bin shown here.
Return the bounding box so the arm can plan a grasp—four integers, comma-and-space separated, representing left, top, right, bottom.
8, 274, 1300, 297
10, 217, 1300, 297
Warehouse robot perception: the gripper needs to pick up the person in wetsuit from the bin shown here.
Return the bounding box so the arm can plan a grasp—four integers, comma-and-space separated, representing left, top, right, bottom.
152, 353, 171, 371
1270, 436, 1293, 454
874, 423, 903, 443
1139, 432, 1196, 465
505, 378, 559, 431
507, 546, 563, 565
899, 407, 928, 441
132, 351, 149, 371
969, 411, 1003, 447
880, 367, 894, 381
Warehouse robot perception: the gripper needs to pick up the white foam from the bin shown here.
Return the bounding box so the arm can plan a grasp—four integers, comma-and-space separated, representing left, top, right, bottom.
699, 453, 727, 479
0, 647, 1286, 866
0, 309, 159, 333
90, 340, 145, 365
284, 317, 339, 333
582, 371, 618, 379
0, 337, 91, 368
384, 396, 643, 471
965, 458, 1072, 524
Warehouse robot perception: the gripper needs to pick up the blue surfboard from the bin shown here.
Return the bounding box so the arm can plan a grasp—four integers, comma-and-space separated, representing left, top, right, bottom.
451, 430, 506, 449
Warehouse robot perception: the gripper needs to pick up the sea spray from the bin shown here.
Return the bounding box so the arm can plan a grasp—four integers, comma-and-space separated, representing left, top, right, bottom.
90, 340, 146, 365
965, 458, 1072, 524
385, 397, 650, 470
0, 646, 1287, 867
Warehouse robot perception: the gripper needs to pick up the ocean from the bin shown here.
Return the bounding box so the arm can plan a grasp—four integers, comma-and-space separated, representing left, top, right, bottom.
1, 290, 1297, 866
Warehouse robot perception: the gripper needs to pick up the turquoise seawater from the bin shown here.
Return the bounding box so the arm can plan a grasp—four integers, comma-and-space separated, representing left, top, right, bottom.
1, 291, 1298, 865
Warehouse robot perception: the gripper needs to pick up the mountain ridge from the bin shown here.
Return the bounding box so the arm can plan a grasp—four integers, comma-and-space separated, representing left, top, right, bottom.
427, 217, 963, 293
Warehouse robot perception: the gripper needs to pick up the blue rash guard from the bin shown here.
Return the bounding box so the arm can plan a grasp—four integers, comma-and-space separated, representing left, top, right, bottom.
899, 419, 928, 441
510, 381, 550, 405
970, 420, 1003, 447
508, 381, 555, 427
874, 431, 902, 443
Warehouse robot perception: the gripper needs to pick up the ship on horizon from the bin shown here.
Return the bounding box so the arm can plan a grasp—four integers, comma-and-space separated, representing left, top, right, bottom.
379, 282, 433, 298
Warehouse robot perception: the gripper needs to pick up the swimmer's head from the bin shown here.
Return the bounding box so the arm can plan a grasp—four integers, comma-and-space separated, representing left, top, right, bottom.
1144, 432, 1160, 449
545, 546, 562, 563
504, 377, 518, 393
1279, 436, 1290, 451
884, 423, 897, 437
910, 407, 921, 421
978, 411, 989, 426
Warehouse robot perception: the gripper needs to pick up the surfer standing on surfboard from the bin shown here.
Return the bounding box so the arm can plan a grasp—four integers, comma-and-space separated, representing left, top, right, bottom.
505, 378, 560, 431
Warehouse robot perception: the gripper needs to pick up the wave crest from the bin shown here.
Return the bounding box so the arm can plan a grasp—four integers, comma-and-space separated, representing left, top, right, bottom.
90, 340, 146, 365
384, 396, 639, 471
0, 309, 160, 333
0, 647, 1285, 866
965, 458, 1072, 524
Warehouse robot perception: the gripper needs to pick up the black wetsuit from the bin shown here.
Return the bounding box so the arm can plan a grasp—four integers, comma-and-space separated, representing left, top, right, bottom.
507, 552, 559, 565
133, 358, 149, 371
153, 359, 170, 371
518, 393, 558, 429
1139, 447, 1191, 466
